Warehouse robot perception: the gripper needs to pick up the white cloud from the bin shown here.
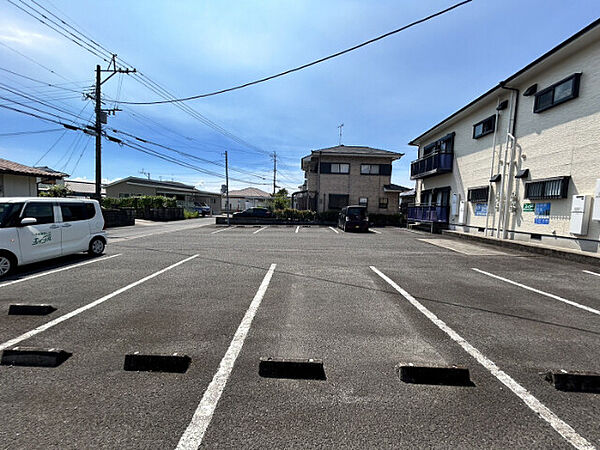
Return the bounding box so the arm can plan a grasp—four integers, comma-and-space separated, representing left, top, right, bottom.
0, 25, 55, 46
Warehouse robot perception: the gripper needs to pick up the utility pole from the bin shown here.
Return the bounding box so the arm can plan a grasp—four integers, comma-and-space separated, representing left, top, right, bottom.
273, 152, 277, 195
337, 123, 344, 145
225, 151, 230, 226
94, 64, 102, 200
92, 55, 136, 200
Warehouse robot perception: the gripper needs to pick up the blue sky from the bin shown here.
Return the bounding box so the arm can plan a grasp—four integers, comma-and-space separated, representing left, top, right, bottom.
1, 0, 599, 193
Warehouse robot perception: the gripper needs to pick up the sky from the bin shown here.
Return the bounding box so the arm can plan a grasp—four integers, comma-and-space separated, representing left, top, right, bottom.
1, 0, 599, 194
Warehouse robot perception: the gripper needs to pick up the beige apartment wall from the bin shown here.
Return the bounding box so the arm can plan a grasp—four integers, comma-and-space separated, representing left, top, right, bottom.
0, 174, 38, 197
312, 155, 398, 213
416, 36, 600, 252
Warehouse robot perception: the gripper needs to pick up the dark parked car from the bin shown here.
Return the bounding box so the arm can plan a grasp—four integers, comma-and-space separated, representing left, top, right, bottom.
233, 207, 273, 218
338, 205, 369, 232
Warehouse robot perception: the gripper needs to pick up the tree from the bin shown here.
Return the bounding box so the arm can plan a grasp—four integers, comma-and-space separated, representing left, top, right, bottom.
40, 185, 72, 197
269, 188, 290, 210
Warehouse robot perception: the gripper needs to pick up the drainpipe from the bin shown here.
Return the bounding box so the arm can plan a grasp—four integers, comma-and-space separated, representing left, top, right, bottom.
496, 93, 513, 238
499, 83, 519, 239
484, 98, 501, 236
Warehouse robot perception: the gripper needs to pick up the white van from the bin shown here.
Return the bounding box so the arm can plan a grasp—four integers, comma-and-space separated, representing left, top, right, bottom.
0, 197, 107, 277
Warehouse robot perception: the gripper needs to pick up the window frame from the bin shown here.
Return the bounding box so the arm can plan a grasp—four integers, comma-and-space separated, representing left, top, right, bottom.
533, 73, 581, 113
21, 201, 55, 225
358, 197, 368, 207
467, 186, 490, 203
320, 162, 349, 174
472, 115, 496, 139
361, 164, 379, 175
524, 176, 570, 200
378, 197, 388, 209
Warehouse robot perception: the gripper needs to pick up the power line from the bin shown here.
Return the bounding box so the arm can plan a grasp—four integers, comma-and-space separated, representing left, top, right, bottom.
0, 128, 63, 137
0, 66, 88, 94
115, 0, 472, 105
0, 40, 70, 81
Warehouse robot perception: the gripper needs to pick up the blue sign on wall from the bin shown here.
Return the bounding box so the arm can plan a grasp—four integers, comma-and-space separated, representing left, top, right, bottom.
474, 203, 488, 216
534, 217, 550, 225
535, 202, 551, 216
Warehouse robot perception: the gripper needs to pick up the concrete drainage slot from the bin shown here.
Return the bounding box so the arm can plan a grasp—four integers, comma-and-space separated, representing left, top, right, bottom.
8, 304, 57, 315
397, 363, 474, 386
544, 370, 600, 393
123, 352, 191, 373
259, 357, 326, 380
1, 347, 72, 367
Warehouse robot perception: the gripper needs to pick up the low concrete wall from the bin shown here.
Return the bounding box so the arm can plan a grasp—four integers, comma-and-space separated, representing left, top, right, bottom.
215, 217, 335, 226
443, 230, 600, 266
102, 208, 135, 228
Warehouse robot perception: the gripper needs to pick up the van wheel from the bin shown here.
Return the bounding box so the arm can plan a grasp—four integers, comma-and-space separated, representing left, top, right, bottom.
88, 237, 105, 256
0, 253, 15, 278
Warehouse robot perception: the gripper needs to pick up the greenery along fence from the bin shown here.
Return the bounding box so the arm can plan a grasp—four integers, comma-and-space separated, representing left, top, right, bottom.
101, 196, 177, 209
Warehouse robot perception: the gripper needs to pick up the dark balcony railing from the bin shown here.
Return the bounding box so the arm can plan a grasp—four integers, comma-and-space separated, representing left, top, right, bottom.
407, 205, 449, 223
410, 151, 453, 179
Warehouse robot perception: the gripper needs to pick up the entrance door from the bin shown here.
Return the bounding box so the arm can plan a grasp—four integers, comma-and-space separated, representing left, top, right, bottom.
17, 201, 62, 264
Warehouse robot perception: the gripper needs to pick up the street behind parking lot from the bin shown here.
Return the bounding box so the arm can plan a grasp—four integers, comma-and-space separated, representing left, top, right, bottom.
1, 219, 599, 449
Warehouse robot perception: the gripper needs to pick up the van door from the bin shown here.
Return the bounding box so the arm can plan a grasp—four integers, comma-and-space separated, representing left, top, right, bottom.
17, 201, 62, 264
59, 202, 92, 255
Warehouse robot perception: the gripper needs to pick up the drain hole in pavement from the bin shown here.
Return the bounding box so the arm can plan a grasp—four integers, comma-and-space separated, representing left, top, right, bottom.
259, 357, 326, 380
397, 363, 474, 386
124, 352, 191, 373
544, 370, 600, 393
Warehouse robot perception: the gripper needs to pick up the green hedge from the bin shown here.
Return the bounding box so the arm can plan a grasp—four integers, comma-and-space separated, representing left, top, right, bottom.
101, 195, 177, 209
273, 208, 316, 221
184, 209, 200, 219
315, 210, 339, 222
368, 213, 403, 227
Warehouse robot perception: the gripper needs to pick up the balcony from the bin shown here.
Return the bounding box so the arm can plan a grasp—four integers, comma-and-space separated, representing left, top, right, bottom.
407, 205, 449, 223
410, 151, 453, 179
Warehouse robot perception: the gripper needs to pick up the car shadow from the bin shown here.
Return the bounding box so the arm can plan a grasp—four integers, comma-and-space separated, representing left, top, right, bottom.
3, 253, 94, 282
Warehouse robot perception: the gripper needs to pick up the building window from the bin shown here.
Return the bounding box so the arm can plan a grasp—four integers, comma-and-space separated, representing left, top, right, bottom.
328, 194, 349, 210
473, 115, 496, 139
320, 162, 349, 174
378, 197, 388, 209
533, 73, 581, 113
524, 176, 570, 200
467, 186, 489, 203
359, 197, 368, 207
360, 164, 391, 175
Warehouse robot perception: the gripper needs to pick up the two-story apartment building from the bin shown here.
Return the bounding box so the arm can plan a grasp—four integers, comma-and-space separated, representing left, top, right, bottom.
409, 18, 600, 253
295, 145, 404, 214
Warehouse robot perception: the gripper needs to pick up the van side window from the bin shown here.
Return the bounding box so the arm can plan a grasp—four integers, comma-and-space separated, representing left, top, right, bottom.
60, 203, 88, 222
23, 202, 54, 225
85, 203, 96, 219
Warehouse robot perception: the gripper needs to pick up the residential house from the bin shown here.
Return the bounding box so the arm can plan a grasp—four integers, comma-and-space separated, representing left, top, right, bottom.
295, 145, 404, 214
105, 177, 221, 213
408, 18, 600, 252
223, 187, 271, 212
0, 158, 64, 196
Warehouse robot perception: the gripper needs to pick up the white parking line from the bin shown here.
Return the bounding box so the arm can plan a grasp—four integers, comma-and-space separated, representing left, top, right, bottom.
253, 226, 268, 234
328, 226, 339, 234
583, 270, 600, 278
211, 226, 237, 235
370, 229, 382, 234
0, 254, 199, 352
473, 268, 600, 316
295, 226, 300, 233
176, 263, 277, 449
370, 266, 593, 450
110, 223, 211, 243
0, 254, 121, 288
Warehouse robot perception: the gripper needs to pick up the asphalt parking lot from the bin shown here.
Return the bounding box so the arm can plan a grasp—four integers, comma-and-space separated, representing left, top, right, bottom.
1, 219, 599, 449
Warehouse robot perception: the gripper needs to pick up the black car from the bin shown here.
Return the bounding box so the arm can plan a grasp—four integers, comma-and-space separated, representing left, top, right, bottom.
233, 207, 273, 218
338, 205, 369, 232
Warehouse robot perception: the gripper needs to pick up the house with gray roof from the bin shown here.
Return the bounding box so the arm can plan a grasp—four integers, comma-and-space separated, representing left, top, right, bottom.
294, 145, 404, 213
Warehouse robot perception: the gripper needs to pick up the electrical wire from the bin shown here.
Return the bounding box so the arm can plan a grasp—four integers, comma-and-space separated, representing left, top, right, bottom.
0, 66, 88, 94
0, 128, 64, 137
0, 40, 70, 81
114, 0, 472, 105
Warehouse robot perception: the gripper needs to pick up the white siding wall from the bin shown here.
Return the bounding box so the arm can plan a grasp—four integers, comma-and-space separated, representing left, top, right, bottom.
415, 34, 600, 252
0, 174, 38, 196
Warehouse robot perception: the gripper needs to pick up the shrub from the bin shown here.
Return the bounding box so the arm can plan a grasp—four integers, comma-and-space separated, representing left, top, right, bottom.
101, 195, 177, 209
316, 210, 339, 222
273, 208, 316, 221
184, 209, 200, 219
368, 213, 403, 227
40, 185, 72, 197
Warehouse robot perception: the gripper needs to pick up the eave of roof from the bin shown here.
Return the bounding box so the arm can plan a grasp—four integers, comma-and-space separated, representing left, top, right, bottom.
408, 17, 600, 146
